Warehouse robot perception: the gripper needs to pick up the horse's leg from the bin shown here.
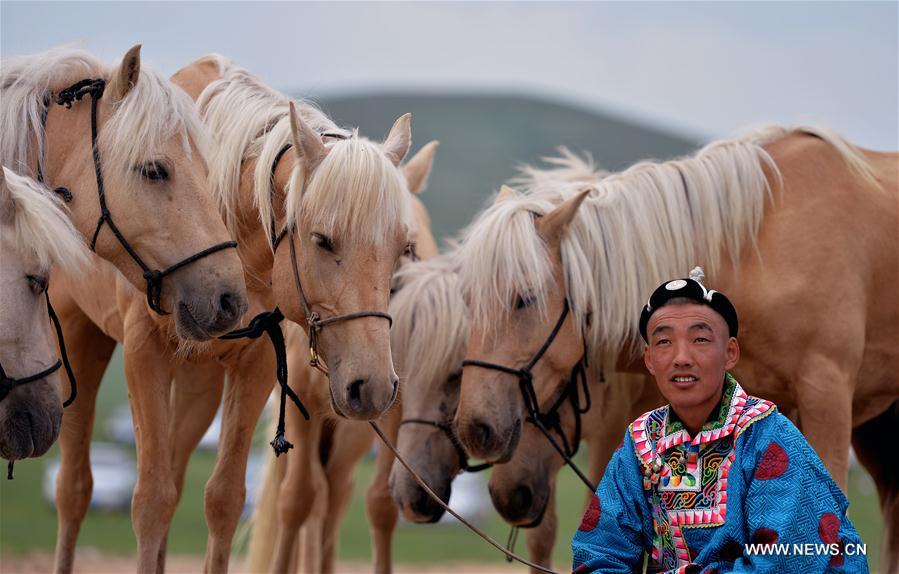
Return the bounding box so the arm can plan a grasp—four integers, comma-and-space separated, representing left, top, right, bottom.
852, 400, 899, 573
792, 355, 855, 491
52, 296, 116, 574
525, 484, 557, 572
366, 407, 401, 574
298, 481, 328, 574
320, 421, 374, 574
245, 441, 287, 573
203, 340, 276, 574
123, 316, 177, 573
159, 362, 226, 572
270, 414, 325, 574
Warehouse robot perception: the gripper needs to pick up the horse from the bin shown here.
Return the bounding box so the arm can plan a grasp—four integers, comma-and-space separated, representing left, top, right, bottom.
0, 166, 88, 463
488, 372, 660, 572
452, 129, 899, 569
244, 141, 440, 574
50, 54, 419, 573
1, 46, 247, 339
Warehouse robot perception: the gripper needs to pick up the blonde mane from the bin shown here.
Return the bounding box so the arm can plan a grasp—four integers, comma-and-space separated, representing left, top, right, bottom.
458, 126, 872, 362
390, 251, 469, 388
195, 56, 412, 248
0, 46, 209, 190
2, 167, 87, 274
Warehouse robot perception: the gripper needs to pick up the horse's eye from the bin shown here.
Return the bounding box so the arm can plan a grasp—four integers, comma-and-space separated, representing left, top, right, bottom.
139, 161, 169, 182
27, 274, 49, 294
515, 293, 535, 310
403, 242, 417, 260
311, 233, 334, 252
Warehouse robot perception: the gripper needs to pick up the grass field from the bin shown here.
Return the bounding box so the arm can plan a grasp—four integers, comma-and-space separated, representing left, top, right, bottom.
0, 347, 885, 570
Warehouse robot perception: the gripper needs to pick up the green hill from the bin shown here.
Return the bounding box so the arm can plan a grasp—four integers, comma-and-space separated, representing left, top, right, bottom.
315, 93, 699, 242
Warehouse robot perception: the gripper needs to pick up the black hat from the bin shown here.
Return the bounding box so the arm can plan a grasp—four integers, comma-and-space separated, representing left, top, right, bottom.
639, 267, 738, 342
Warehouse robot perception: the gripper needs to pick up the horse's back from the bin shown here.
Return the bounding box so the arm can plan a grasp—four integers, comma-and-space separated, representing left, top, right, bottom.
727, 131, 898, 418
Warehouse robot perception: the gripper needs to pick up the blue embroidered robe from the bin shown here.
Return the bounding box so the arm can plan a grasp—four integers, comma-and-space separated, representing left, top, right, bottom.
571, 375, 867, 573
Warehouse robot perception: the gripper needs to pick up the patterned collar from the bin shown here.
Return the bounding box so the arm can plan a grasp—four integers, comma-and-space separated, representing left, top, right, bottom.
665, 374, 733, 436
647, 373, 748, 456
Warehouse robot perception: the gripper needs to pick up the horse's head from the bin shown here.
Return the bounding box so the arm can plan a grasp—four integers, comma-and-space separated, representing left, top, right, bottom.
0, 167, 87, 460
273, 105, 416, 420
455, 187, 591, 463
487, 398, 580, 527
388, 256, 468, 522
38, 46, 247, 339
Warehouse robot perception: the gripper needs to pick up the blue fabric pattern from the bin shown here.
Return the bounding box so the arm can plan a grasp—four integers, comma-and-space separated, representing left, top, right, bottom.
571, 377, 868, 574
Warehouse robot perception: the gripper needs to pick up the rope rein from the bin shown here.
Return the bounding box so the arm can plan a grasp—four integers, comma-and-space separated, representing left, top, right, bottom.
369, 421, 559, 574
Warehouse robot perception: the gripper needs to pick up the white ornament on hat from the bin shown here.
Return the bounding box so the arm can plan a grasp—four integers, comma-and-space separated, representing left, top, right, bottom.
689, 266, 716, 302
689, 266, 705, 285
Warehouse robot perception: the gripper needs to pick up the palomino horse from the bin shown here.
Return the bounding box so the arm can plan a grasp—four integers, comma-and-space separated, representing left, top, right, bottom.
489, 373, 660, 571
244, 141, 440, 574
1, 46, 246, 338
453, 130, 898, 569
0, 166, 87, 463
51, 55, 418, 573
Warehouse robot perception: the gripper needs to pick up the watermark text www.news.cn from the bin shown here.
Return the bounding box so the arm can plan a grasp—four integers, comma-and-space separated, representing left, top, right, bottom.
744, 543, 866, 557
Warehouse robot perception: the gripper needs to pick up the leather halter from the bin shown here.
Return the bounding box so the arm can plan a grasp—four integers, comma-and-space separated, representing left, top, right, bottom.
461, 301, 597, 492
50, 78, 238, 315
1, 291, 77, 479
399, 372, 492, 474
268, 141, 393, 377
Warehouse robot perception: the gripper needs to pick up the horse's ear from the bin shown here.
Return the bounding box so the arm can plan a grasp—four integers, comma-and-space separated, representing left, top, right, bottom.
383, 113, 412, 167
404, 140, 439, 194
108, 44, 142, 103
495, 185, 517, 204
289, 101, 328, 173
536, 189, 590, 245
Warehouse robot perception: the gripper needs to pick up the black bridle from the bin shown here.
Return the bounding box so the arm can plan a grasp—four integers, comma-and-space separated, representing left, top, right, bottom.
223, 133, 391, 457
461, 301, 597, 492
49, 78, 238, 315
461, 301, 599, 562
399, 372, 492, 474
1, 291, 77, 479
267, 141, 394, 378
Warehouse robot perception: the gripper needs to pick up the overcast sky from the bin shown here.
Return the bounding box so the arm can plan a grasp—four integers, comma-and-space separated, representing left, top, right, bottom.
3, 1, 896, 150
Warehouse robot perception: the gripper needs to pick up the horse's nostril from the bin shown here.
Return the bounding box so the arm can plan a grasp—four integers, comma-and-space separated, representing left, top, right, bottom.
512, 485, 533, 511
348, 379, 365, 405
219, 292, 237, 318
472, 420, 493, 448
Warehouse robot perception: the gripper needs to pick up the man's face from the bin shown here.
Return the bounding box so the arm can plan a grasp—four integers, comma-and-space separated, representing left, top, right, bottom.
643, 303, 740, 424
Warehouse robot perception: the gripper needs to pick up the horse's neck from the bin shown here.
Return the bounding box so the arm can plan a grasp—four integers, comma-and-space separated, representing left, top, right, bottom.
232, 150, 295, 296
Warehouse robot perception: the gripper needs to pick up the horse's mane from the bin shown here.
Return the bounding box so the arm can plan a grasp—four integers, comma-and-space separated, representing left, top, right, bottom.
0, 46, 209, 190
390, 251, 469, 389
2, 167, 87, 274
458, 126, 869, 362
195, 55, 413, 248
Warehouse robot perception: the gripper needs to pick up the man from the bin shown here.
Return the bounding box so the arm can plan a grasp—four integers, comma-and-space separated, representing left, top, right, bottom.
571, 268, 867, 573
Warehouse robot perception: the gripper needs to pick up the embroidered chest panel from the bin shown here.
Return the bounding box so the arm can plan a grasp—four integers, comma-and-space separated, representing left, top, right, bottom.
629, 377, 775, 569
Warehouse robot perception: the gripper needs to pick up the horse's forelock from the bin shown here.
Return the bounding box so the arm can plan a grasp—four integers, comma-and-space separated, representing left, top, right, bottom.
2, 167, 88, 275
457, 195, 557, 337
99, 65, 212, 193
390, 255, 469, 390
290, 136, 414, 246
